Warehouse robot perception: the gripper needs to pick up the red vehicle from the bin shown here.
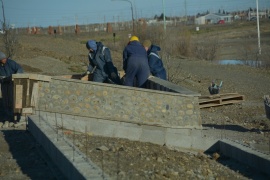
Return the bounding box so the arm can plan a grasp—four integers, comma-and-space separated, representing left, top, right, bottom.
217, 20, 225, 24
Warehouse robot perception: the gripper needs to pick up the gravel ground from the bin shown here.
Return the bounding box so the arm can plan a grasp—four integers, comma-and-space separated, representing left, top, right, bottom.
0, 125, 64, 179
64, 132, 268, 180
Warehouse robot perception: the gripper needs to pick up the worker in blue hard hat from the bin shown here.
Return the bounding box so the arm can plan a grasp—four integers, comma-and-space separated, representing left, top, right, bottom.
85, 40, 121, 84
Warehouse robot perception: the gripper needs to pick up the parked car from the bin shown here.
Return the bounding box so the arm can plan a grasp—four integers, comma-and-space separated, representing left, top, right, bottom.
249, 17, 257, 21
217, 20, 225, 24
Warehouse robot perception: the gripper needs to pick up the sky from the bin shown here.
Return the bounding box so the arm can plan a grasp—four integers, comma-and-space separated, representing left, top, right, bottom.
1, 0, 270, 28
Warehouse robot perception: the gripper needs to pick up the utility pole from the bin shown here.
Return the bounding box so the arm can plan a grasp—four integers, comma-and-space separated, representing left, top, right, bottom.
112, 0, 134, 34
184, 0, 187, 24
1, 0, 6, 31
256, 0, 261, 55
162, 0, 166, 33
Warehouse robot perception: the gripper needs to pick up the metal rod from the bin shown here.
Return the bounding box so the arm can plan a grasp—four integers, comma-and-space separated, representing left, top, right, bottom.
85, 126, 88, 157
73, 127, 75, 162
117, 149, 120, 180
256, 0, 261, 55
61, 114, 63, 135
102, 151, 104, 180
55, 113, 58, 140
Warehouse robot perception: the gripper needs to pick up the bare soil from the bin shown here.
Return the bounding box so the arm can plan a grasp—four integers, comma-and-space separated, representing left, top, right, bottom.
1, 20, 270, 179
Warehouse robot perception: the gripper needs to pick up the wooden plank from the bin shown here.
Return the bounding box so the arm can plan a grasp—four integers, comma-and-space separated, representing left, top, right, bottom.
22, 107, 33, 114
80, 75, 89, 81
221, 100, 244, 105
221, 96, 244, 104
31, 82, 39, 107
199, 94, 221, 99
118, 70, 125, 78
12, 74, 31, 79
199, 99, 221, 103
36, 75, 51, 82
15, 85, 23, 109
199, 93, 240, 99
199, 103, 223, 108
26, 79, 30, 106
219, 94, 244, 99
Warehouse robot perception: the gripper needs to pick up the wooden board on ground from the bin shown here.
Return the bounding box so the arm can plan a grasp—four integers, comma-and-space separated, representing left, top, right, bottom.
15, 85, 23, 109
199, 93, 245, 108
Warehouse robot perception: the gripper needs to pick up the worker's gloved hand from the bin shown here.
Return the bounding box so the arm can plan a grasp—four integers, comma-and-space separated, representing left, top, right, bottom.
0, 76, 6, 83
82, 71, 90, 76
110, 72, 117, 79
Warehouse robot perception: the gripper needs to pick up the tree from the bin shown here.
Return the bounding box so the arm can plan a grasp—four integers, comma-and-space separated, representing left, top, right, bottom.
1, 0, 18, 58
158, 13, 169, 21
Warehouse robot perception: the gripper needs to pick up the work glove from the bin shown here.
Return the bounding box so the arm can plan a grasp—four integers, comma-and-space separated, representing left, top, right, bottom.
110, 72, 117, 79
82, 71, 90, 76
0, 76, 6, 83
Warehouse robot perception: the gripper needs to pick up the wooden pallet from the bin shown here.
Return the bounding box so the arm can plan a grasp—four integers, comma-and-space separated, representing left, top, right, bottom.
199, 93, 245, 108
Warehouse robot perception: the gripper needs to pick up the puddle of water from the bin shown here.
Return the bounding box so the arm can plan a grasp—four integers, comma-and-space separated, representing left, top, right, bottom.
217, 60, 263, 67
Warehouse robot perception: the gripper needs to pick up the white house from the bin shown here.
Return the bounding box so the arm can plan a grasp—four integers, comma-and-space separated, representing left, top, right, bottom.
195, 13, 233, 25
195, 16, 206, 25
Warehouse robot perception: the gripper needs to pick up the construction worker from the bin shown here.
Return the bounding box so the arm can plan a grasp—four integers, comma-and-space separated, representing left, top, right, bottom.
0, 51, 23, 77
0, 51, 23, 123
143, 40, 167, 80
85, 40, 121, 84
122, 36, 150, 88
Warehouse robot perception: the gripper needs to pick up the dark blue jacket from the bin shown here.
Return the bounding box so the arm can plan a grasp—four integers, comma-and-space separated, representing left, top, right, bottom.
0, 59, 23, 77
88, 42, 120, 84
123, 41, 150, 87
147, 45, 167, 80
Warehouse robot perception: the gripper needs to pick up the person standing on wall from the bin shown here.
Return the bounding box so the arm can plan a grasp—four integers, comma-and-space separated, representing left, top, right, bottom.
85, 40, 121, 85
122, 36, 150, 88
0, 51, 23, 123
143, 40, 167, 80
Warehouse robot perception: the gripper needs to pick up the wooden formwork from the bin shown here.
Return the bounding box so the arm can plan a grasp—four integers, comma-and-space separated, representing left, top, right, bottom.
199, 93, 245, 108
12, 74, 51, 116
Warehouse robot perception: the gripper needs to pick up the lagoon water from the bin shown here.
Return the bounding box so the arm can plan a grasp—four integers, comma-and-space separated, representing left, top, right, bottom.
217, 60, 263, 67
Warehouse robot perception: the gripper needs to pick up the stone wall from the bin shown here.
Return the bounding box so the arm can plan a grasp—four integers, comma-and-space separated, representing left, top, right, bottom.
37, 76, 201, 128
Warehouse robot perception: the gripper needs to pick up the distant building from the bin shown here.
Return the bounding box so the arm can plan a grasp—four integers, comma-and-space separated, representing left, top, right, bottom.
248, 10, 268, 20
195, 16, 206, 25
195, 13, 233, 25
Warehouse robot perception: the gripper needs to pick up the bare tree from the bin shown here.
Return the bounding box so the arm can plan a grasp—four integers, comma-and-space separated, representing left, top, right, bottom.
1, 0, 18, 58
193, 34, 220, 61
162, 52, 190, 84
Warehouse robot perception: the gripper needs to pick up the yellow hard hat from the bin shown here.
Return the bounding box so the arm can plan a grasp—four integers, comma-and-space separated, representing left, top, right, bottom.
129, 35, 139, 42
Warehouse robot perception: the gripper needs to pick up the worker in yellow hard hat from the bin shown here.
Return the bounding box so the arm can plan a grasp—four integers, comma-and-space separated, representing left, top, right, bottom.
129, 35, 139, 42
122, 35, 150, 88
